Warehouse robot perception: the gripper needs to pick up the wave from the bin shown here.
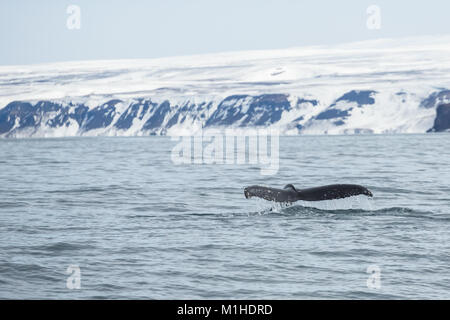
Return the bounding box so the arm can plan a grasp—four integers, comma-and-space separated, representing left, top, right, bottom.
246, 203, 449, 221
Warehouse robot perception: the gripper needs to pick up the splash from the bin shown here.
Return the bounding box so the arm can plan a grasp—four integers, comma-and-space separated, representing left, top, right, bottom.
247, 194, 375, 215
295, 195, 375, 211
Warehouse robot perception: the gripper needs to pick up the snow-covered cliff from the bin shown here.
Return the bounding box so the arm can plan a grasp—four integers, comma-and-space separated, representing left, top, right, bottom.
1, 35, 450, 137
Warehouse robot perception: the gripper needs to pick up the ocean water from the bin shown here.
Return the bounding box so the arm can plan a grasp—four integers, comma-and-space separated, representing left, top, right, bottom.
0, 134, 449, 299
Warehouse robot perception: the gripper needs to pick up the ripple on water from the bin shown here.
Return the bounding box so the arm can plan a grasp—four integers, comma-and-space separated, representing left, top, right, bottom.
1, 135, 450, 299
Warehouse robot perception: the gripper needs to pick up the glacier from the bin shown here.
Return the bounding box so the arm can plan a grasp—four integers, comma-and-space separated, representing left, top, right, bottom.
1, 35, 450, 138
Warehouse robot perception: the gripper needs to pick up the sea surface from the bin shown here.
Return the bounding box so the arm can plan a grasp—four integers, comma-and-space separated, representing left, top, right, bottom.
0, 134, 449, 299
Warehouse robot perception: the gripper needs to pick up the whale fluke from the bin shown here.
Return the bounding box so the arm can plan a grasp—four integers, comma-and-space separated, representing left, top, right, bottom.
244, 184, 373, 202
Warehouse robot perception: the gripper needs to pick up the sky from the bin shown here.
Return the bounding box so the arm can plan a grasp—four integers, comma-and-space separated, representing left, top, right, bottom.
1, 0, 450, 65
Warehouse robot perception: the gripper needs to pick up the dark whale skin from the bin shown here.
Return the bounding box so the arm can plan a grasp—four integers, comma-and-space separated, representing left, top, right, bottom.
244, 184, 373, 202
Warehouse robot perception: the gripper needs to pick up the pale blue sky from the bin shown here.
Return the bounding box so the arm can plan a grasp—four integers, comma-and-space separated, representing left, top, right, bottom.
1, 0, 449, 65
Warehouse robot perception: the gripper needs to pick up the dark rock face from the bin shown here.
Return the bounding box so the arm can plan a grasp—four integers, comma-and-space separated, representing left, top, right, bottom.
421, 90, 450, 109
297, 98, 318, 106
115, 100, 155, 130
143, 101, 171, 130
428, 104, 450, 132
294, 116, 304, 131
0, 101, 62, 134
47, 104, 89, 128
313, 90, 376, 123
0, 94, 295, 136
316, 109, 349, 120
335, 90, 376, 106
205, 94, 291, 127
82, 100, 121, 131
0, 92, 377, 137
8, 90, 445, 136
0, 102, 34, 133
3, 87, 450, 137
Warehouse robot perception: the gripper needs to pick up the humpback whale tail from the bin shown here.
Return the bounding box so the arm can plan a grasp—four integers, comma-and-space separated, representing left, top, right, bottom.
244, 184, 373, 202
